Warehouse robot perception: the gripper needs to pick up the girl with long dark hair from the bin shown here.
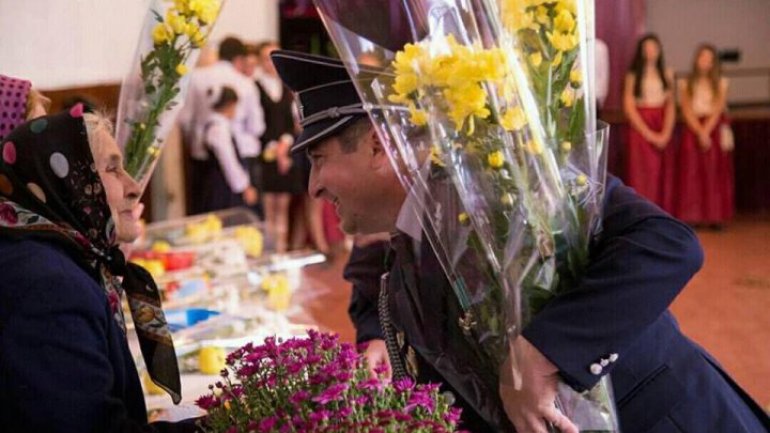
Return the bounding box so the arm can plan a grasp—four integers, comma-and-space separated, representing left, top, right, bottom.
623, 34, 677, 212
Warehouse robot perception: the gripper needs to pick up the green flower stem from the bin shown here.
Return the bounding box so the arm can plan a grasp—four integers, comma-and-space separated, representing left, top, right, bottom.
124, 34, 190, 179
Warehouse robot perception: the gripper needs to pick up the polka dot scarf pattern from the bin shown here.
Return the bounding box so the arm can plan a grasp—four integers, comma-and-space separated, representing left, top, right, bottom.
0, 106, 182, 404
0, 74, 32, 142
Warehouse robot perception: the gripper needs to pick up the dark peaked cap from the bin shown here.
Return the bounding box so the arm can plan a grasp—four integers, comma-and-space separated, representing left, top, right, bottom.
272, 50, 381, 154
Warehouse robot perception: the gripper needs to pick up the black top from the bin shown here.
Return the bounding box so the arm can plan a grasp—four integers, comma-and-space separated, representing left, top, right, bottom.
256, 80, 294, 144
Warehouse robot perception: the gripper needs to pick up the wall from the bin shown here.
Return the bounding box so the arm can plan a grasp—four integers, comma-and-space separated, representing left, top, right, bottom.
646, 0, 770, 104
0, 0, 279, 90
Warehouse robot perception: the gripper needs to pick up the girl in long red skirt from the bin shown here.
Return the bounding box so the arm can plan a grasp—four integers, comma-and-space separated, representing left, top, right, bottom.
623, 34, 677, 212
676, 44, 733, 227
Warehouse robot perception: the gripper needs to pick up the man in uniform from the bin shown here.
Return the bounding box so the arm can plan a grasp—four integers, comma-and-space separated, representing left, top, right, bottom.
272, 50, 770, 433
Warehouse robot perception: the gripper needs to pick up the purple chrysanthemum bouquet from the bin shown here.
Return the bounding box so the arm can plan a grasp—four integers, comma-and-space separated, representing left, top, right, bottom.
196, 330, 463, 433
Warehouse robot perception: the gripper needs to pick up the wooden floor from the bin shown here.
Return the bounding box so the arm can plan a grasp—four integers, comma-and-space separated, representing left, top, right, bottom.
298, 217, 770, 410
670, 216, 770, 408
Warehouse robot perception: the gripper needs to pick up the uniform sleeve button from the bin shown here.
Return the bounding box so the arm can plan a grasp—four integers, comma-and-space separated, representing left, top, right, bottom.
609, 353, 619, 363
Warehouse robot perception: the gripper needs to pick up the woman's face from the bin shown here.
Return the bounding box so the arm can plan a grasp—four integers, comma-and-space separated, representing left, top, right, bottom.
696, 49, 715, 74
91, 129, 141, 243
643, 39, 660, 63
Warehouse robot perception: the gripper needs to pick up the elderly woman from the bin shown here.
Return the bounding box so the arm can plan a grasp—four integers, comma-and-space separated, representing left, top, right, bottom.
0, 107, 198, 432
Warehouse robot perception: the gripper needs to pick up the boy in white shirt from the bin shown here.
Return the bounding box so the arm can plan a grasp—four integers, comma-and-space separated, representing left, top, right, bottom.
197, 86, 258, 212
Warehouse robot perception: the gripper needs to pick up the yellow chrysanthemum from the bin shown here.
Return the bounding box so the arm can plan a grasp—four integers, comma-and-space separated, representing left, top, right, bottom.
189, 28, 205, 47
173, 0, 190, 14
487, 150, 505, 169
560, 88, 574, 107
576, 173, 587, 186
458, 212, 470, 225
176, 63, 188, 76
570, 68, 582, 86
184, 21, 200, 37
560, 141, 572, 152
189, 0, 220, 25
444, 83, 490, 130
529, 51, 543, 67
430, 146, 445, 167
392, 43, 423, 74
535, 5, 550, 25
408, 104, 428, 126
501, 106, 527, 131
389, 34, 512, 134
152, 23, 171, 45
554, 0, 577, 16
472, 48, 507, 82
553, 9, 576, 33
166, 10, 187, 35
147, 146, 162, 157
552, 51, 564, 67
501, 0, 538, 32
548, 31, 578, 52
390, 44, 427, 98
526, 139, 543, 155
392, 73, 418, 99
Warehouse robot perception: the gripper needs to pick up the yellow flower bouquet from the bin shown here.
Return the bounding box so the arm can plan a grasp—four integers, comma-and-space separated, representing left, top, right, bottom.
117, 0, 224, 189
314, 0, 614, 431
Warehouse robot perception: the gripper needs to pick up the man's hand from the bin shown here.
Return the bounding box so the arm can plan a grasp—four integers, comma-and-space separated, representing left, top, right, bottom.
362, 339, 391, 382
499, 336, 578, 433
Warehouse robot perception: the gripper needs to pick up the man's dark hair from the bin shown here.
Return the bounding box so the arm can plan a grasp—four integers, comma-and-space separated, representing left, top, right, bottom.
219, 36, 246, 62
337, 117, 372, 153
212, 86, 239, 110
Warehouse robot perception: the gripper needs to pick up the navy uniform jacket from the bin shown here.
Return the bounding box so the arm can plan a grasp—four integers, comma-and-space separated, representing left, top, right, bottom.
0, 238, 199, 433
345, 175, 770, 433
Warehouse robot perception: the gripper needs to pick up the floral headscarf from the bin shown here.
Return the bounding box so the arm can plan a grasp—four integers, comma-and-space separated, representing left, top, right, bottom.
0, 105, 181, 403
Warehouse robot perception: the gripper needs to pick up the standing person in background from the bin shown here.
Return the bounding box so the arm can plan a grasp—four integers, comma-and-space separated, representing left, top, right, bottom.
676, 44, 733, 229
198, 86, 258, 213
623, 34, 676, 212
1, 108, 200, 432
254, 42, 304, 253
179, 36, 264, 215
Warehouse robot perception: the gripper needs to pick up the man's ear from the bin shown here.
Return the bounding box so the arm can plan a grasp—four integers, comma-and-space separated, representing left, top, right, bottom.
367, 128, 389, 169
